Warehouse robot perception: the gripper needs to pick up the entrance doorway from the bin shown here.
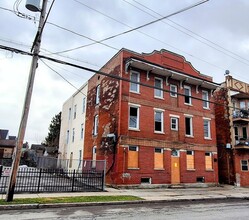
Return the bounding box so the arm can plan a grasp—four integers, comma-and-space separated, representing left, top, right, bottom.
171, 149, 180, 184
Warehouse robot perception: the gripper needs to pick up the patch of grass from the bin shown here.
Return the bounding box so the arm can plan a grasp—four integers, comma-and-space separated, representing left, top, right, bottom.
0, 195, 143, 205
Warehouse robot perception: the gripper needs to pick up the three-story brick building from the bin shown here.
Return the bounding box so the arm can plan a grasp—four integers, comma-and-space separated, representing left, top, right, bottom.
83, 48, 219, 186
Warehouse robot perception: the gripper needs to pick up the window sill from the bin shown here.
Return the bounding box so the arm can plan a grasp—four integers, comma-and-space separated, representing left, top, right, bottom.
184, 103, 193, 106
154, 168, 165, 171
187, 169, 196, 171
185, 135, 194, 138
206, 169, 214, 172
154, 131, 165, 134
130, 90, 140, 94
128, 168, 140, 170
204, 137, 212, 140
129, 128, 140, 131
203, 107, 210, 110
171, 129, 178, 131
154, 96, 164, 100
170, 95, 177, 98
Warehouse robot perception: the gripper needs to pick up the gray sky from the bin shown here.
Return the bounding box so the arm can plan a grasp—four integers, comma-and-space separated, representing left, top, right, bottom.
1, 0, 249, 145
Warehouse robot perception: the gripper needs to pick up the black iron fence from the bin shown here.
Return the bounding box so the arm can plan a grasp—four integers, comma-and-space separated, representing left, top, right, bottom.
0, 159, 106, 194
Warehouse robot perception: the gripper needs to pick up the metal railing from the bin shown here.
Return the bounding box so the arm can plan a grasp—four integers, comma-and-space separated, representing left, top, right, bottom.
233, 110, 249, 119
0, 159, 106, 194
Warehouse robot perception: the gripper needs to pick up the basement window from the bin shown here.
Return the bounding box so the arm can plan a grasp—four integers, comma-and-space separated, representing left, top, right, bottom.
141, 177, 151, 184
196, 176, 205, 183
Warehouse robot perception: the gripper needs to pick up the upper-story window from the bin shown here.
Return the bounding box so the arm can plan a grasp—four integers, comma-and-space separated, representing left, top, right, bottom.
72, 128, 75, 143
66, 130, 69, 144
73, 105, 77, 119
240, 101, 246, 110
154, 77, 163, 99
184, 86, 192, 105
80, 123, 84, 139
93, 115, 99, 135
130, 71, 140, 93
96, 85, 100, 105
68, 108, 71, 120
202, 90, 209, 109
203, 118, 211, 139
129, 104, 140, 130
170, 84, 177, 97
154, 109, 164, 133
82, 97, 86, 113
171, 117, 179, 131
185, 115, 193, 137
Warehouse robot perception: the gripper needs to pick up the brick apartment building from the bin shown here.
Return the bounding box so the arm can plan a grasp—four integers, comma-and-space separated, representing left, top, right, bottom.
83, 48, 219, 187
215, 75, 249, 187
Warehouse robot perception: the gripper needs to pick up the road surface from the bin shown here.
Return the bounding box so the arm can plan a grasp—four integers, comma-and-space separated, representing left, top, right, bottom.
0, 199, 249, 219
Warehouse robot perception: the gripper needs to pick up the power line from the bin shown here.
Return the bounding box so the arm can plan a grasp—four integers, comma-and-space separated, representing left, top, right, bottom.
51, 0, 208, 55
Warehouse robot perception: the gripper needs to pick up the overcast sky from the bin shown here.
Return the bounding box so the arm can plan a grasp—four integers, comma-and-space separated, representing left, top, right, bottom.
1, 0, 249, 145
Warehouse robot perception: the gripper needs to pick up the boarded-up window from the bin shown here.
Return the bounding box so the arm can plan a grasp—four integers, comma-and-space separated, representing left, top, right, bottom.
128, 146, 139, 169
186, 150, 194, 170
205, 152, 213, 170
154, 148, 164, 169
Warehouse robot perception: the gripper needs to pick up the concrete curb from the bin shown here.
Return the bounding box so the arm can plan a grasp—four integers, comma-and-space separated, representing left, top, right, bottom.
1, 196, 249, 211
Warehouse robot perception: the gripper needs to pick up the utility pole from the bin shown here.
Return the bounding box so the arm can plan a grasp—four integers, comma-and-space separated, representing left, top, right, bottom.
6, 0, 48, 202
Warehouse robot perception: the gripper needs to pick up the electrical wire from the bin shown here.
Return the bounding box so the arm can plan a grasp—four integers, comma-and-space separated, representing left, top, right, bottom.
52, 0, 208, 55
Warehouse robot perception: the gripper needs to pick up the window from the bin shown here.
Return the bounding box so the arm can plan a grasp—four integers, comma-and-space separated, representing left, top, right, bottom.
82, 97, 86, 113
80, 123, 84, 139
154, 77, 163, 98
234, 127, 239, 141
202, 90, 209, 109
243, 127, 247, 139
66, 130, 69, 144
154, 148, 164, 169
92, 146, 97, 168
72, 128, 75, 142
154, 110, 164, 133
129, 105, 139, 130
68, 108, 71, 120
93, 115, 99, 135
241, 160, 248, 171
73, 105, 77, 119
185, 116, 193, 136
171, 117, 178, 131
69, 152, 73, 168
171, 149, 179, 157
184, 86, 191, 105
130, 71, 140, 93
170, 84, 177, 97
186, 150, 194, 170
205, 152, 213, 170
96, 85, 100, 105
204, 118, 211, 139
240, 101, 246, 110
128, 146, 139, 169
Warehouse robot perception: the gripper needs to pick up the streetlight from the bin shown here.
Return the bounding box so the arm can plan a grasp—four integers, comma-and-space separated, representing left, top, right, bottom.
6, 0, 48, 202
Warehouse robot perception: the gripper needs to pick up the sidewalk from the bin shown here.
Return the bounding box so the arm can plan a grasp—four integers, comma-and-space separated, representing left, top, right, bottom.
1, 185, 249, 210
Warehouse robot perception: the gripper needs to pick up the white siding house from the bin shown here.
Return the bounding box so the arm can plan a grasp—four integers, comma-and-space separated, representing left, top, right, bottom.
58, 83, 88, 170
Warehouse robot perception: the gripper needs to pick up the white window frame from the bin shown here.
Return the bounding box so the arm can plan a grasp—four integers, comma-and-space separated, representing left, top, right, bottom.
66, 130, 69, 144
68, 108, 71, 120
241, 159, 249, 171
154, 109, 164, 133
93, 115, 99, 135
170, 84, 177, 97
72, 128, 75, 143
80, 123, 84, 139
203, 118, 211, 139
130, 71, 140, 93
184, 85, 192, 105
154, 77, 163, 99
129, 104, 140, 130
185, 115, 193, 137
202, 90, 209, 109
73, 105, 77, 119
171, 117, 179, 131
96, 85, 100, 105
82, 97, 86, 113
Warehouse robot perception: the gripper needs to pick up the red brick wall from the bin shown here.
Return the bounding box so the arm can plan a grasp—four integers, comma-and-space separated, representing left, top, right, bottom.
234, 150, 249, 186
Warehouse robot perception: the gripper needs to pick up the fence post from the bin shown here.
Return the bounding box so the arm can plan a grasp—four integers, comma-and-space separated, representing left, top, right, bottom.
102, 160, 106, 191
37, 168, 42, 193
71, 169, 75, 192
0, 165, 2, 180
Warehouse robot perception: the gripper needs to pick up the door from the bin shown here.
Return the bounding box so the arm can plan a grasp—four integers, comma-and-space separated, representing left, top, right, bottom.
171, 149, 180, 184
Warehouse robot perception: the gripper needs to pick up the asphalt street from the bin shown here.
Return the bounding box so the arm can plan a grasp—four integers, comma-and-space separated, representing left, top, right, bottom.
1, 199, 249, 220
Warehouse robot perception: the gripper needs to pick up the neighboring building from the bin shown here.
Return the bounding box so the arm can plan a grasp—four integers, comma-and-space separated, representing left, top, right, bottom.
215, 75, 249, 187
83, 48, 219, 187
0, 129, 16, 159
58, 83, 88, 170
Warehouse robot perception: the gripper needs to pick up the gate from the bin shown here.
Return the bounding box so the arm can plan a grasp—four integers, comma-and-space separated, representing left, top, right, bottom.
0, 160, 106, 194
